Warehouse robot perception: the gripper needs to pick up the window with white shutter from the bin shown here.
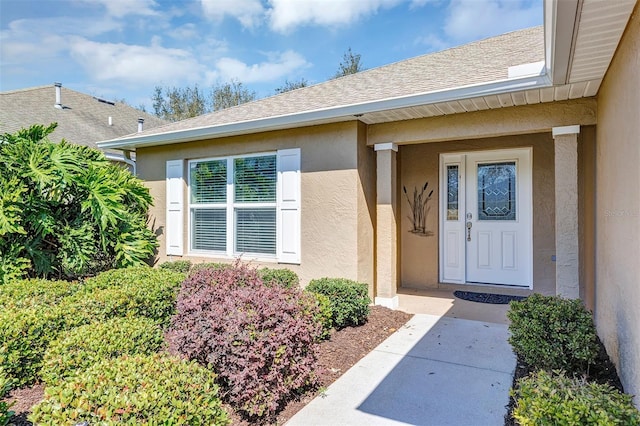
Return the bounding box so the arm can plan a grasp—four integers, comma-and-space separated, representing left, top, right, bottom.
187, 150, 298, 262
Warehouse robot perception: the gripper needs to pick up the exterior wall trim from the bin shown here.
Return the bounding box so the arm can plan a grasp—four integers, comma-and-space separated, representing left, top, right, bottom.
374, 142, 398, 152
552, 125, 581, 137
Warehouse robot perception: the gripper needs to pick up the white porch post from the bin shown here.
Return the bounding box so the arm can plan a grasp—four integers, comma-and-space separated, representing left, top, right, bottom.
374, 143, 399, 309
552, 125, 580, 298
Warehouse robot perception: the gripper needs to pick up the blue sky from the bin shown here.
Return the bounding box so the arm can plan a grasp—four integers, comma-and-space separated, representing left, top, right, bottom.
0, 0, 542, 110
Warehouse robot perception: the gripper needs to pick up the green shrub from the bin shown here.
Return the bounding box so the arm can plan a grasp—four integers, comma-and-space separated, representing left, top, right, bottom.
259, 267, 300, 288
507, 294, 599, 373
0, 278, 81, 309
41, 317, 164, 385
189, 262, 230, 273
0, 304, 87, 387
512, 370, 640, 425
159, 259, 192, 273
78, 266, 186, 327
30, 354, 229, 425
0, 367, 14, 426
0, 124, 157, 284
0, 268, 183, 386
306, 278, 370, 329
306, 292, 333, 340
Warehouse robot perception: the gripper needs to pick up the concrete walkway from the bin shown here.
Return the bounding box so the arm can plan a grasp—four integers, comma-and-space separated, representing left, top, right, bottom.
287, 308, 516, 425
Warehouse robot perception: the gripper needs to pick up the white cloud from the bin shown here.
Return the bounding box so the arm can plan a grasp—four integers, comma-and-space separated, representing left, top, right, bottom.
168, 23, 199, 40
75, 0, 160, 17
215, 50, 311, 83
443, 0, 541, 42
267, 0, 403, 32
68, 37, 205, 86
200, 0, 265, 28
0, 16, 122, 65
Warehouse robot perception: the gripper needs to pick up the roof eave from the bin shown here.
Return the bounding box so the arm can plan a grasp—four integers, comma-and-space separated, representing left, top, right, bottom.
545, 0, 580, 85
98, 72, 551, 151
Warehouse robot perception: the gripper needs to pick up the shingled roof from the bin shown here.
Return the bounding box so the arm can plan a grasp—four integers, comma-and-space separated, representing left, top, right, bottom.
112, 26, 543, 142
0, 84, 166, 154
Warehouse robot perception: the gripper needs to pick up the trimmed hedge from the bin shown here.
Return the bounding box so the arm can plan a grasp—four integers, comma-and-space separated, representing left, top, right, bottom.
306, 278, 370, 329
30, 354, 230, 425
512, 370, 640, 425
79, 266, 186, 327
508, 294, 599, 374
306, 292, 333, 340
189, 262, 230, 274
259, 267, 299, 288
0, 304, 87, 387
0, 278, 81, 309
169, 264, 321, 419
159, 259, 192, 273
0, 267, 184, 386
41, 317, 164, 385
0, 367, 14, 426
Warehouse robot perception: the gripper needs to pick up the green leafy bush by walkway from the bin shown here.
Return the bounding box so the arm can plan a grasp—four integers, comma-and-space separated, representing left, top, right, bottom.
159, 259, 192, 273
41, 317, 164, 385
30, 354, 229, 425
306, 278, 370, 329
512, 370, 640, 425
0, 123, 157, 283
507, 293, 598, 374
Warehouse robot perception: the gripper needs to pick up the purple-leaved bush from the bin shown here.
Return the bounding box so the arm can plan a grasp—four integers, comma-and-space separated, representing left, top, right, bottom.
168, 262, 322, 419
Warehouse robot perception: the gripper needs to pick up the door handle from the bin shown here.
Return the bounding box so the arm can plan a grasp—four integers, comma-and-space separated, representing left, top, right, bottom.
466, 221, 472, 241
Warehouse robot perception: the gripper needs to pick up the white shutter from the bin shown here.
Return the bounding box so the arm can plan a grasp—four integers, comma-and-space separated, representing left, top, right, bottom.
166, 160, 184, 256
277, 148, 301, 264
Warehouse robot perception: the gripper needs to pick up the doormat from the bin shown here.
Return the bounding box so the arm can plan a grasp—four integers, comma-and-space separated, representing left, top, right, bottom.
453, 290, 527, 305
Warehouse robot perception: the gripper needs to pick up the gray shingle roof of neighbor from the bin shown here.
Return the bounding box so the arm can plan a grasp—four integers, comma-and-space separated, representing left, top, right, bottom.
0, 84, 166, 154
124, 26, 543, 140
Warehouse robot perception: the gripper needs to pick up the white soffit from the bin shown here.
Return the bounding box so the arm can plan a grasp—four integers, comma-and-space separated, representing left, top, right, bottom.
568, 0, 637, 83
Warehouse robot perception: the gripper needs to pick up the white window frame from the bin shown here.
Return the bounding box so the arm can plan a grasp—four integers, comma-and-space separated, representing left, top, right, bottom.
188, 152, 278, 262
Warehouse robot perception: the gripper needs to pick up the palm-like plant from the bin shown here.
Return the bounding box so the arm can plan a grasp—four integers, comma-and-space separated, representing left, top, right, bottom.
0, 124, 157, 283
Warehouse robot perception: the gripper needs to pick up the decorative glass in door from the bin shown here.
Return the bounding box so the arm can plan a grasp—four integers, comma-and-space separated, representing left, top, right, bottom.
446, 165, 459, 221
477, 162, 516, 221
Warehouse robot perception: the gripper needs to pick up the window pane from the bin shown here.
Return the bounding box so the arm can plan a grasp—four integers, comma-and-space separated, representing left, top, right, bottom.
447, 165, 459, 221
234, 156, 276, 202
192, 209, 226, 251
235, 208, 276, 255
477, 162, 516, 221
190, 160, 227, 204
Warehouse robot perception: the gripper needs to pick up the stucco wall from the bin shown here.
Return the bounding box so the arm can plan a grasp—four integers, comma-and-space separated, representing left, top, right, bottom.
137, 121, 376, 290
398, 133, 556, 294
595, 7, 640, 402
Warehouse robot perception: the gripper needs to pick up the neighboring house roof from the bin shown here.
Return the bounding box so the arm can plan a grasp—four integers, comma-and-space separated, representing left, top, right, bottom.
99, 0, 637, 151
0, 84, 166, 157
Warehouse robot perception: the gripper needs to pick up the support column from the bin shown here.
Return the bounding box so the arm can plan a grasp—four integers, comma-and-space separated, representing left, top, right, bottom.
553, 125, 580, 298
375, 143, 399, 309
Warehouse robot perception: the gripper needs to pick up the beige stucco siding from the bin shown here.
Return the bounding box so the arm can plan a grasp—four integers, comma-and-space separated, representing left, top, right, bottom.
595, 7, 640, 401
398, 134, 556, 294
137, 121, 376, 290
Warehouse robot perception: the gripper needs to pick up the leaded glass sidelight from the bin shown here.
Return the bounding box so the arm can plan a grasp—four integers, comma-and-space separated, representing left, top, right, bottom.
477, 162, 516, 221
447, 165, 459, 220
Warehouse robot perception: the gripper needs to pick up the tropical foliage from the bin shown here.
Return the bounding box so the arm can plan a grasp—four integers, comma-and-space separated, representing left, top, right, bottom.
0, 124, 157, 283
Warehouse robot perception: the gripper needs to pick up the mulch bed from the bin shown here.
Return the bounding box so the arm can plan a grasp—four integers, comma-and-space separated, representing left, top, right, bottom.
3, 306, 413, 426
504, 336, 625, 425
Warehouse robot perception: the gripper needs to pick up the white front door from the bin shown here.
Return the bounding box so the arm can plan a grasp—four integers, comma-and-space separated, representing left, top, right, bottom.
440, 148, 532, 287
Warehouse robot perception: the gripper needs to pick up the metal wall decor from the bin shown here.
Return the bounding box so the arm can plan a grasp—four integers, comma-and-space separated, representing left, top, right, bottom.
403, 181, 434, 237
